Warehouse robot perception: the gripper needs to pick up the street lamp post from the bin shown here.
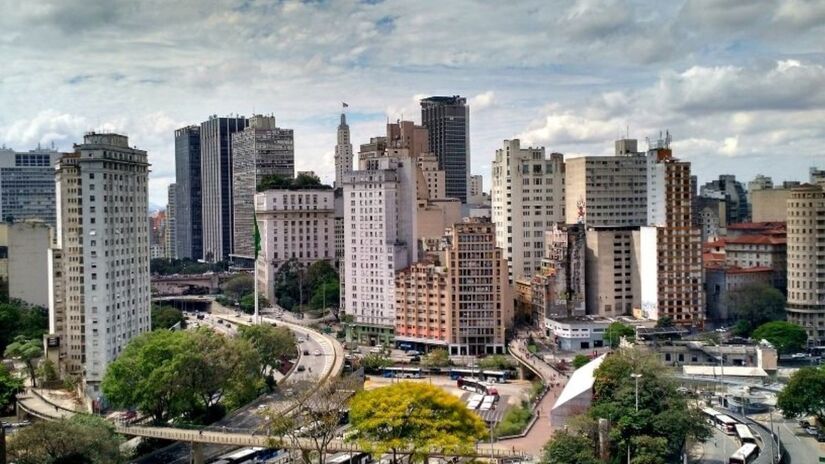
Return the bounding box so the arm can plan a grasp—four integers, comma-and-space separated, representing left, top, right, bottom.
629, 373, 642, 464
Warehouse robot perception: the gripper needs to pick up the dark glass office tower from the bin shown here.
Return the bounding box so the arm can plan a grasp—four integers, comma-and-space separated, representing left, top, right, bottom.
174, 126, 202, 259
420, 95, 469, 202
200, 115, 247, 262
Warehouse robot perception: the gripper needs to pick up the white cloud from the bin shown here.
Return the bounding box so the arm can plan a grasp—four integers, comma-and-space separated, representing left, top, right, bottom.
469, 91, 495, 111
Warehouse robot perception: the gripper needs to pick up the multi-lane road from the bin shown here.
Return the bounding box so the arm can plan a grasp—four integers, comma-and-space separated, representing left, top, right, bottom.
133, 309, 341, 464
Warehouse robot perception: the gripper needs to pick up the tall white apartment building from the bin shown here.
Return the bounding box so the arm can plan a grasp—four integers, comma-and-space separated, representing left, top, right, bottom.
343, 162, 413, 344
786, 184, 825, 341
491, 139, 565, 281
47, 133, 151, 397
254, 188, 336, 302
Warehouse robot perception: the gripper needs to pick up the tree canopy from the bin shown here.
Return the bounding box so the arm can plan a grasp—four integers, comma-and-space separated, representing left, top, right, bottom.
151, 305, 185, 331
751, 321, 807, 354
0, 301, 47, 354
239, 324, 298, 379
4, 336, 43, 387
223, 274, 255, 300
541, 430, 599, 464
572, 354, 591, 370
349, 382, 487, 463
102, 328, 261, 424
541, 347, 711, 463
7, 414, 125, 464
273, 259, 339, 312
149, 258, 228, 276
604, 322, 635, 348
478, 354, 515, 370
589, 348, 711, 462
727, 283, 786, 336
420, 348, 451, 368
777, 366, 825, 421
257, 173, 332, 192
0, 362, 23, 412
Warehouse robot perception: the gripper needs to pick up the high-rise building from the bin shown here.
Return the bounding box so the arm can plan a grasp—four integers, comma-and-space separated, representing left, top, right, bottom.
343, 163, 411, 343
785, 184, 825, 341
811, 167, 825, 186
0, 221, 52, 308
231, 115, 294, 261
149, 210, 166, 259
166, 183, 177, 259
254, 188, 335, 302
174, 125, 202, 260
700, 175, 749, 225
748, 174, 773, 199
0, 146, 61, 226
394, 218, 511, 355
492, 139, 566, 281
540, 223, 586, 319
565, 139, 647, 227
637, 142, 703, 327
334, 112, 353, 189
585, 228, 639, 316
201, 115, 247, 262
420, 96, 470, 202
751, 188, 793, 222
47, 133, 151, 396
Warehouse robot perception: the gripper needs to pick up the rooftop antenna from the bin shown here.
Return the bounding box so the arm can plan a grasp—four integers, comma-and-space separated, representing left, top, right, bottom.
626, 123, 630, 139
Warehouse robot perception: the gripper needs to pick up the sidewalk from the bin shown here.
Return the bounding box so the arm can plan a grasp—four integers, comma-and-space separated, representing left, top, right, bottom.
499, 339, 569, 457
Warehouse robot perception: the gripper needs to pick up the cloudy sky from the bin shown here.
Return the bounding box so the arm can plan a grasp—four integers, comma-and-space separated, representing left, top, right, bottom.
1, 0, 824, 207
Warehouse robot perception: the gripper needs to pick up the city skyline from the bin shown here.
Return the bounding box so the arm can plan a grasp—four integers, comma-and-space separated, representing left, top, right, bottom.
1, 0, 824, 207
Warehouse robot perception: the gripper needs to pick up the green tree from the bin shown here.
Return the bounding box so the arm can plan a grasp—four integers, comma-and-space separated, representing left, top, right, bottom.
655, 316, 674, 328
604, 322, 635, 348
589, 348, 711, 462
496, 403, 532, 436
478, 354, 515, 370
361, 353, 393, 372
239, 294, 270, 314
541, 430, 599, 464
349, 382, 486, 463
151, 305, 185, 330
751, 321, 808, 354
306, 261, 338, 290
310, 279, 339, 310
420, 348, 451, 368
0, 363, 23, 412
239, 324, 298, 378
572, 354, 591, 370
727, 283, 785, 335
0, 301, 47, 354
223, 274, 255, 300
4, 336, 43, 387
778, 367, 825, 421
102, 329, 260, 424
36, 358, 59, 385
7, 414, 125, 464
273, 259, 305, 310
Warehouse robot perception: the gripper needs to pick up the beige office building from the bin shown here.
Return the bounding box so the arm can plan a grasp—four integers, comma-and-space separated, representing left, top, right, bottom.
751, 188, 792, 222
394, 218, 511, 355
492, 139, 565, 281
254, 188, 336, 302
785, 184, 825, 341
565, 139, 647, 228
47, 133, 151, 396
2, 221, 52, 308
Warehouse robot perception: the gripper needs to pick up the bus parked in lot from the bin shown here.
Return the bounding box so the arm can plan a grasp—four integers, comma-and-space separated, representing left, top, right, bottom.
382, 367, 422, 378
457, 377, 498, 396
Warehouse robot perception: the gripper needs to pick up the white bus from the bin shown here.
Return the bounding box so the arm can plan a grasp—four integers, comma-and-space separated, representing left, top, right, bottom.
734, 423, 758, 446
729, 443, 759, 464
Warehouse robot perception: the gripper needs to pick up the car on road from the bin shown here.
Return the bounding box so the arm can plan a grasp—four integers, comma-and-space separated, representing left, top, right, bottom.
791, 352, 808, 359
805, 426, 819, 436
298, 337, 306, 343
406, 350, 421, 356
314, 350, 322, 356
303, 350, 310, 356
297, 365, 306, 372
817, 432, 825, 442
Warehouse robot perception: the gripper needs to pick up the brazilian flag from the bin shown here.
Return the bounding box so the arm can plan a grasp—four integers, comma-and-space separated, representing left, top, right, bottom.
254, 211, 261, 259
